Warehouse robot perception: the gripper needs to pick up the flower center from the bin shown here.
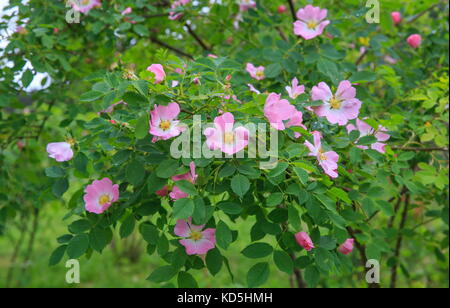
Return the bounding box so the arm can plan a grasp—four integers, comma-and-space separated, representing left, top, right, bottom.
190, 231, 203, 241
329, 96, 342, 109
81, 0, 90, 5
256, 70, 264, 78
159, 120, 171, 131
318, 149, 327, 161
99, 194, 111, 206
307, 21, 318, 29
223, 132, 234, 144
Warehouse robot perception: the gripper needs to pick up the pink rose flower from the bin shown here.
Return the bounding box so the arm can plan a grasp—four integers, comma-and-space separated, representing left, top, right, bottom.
278, 5, 287, 14
121, 7, 132, 15
346, 119, 390, 154
174, 217, 216, 255
286, 110, 307, 138
264, 93, 296, 130
246, 63, 265, 80
84, 178, 119, 214
204, 112, 249, 155
170, 162, 197, 200
293, 5, 330, 40
156, 186, 169, 197
248, 84, 261, 94
311, 80, 362, 126
391, 11, 401, 25
338, 238, 354, 255
147, 64, 166, 84
295, 232, 315, 251
238, 0, 256, 12
46, 142, 74, 162
71, 0, 101, 14
208, 54, 218, 59
169, 0, 191, 20
407, 34, 422, 48
286, 77, 305, 99
305, 131, 339, 178
149, 102, 185, 142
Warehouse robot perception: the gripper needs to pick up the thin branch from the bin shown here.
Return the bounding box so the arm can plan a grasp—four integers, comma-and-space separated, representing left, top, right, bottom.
390, 194, 410, 288
406, 1, 445, 24
185, 23, 211, 51
287, 0, 297, 22
150, 37, 194, 59
391, 146, 449, 152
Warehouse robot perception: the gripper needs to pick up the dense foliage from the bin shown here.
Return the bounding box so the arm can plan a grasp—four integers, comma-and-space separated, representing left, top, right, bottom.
0, 0, 448, 288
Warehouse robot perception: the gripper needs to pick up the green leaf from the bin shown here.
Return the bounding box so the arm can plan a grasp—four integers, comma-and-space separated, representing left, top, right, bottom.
231, 174, 250, 197
74, 153, 88, 174
265, 63, 282, 78
177, 271, 198, 288
135, 113, 149, 139
217, 202, 242, 215
139, 223, 159, 245
172, 198, 195, 220
304, 265, 320, 287
45, 166, 65, 178
327, 187, 351, 204
89, 227, 112, 252
318, 236, 337, 250
156, 159, 179, 178
22, 69, 33, 88
147, 266, 178, 283
206, 248, 223, 276
398, 152, 415, 161
247, 262, 270, 288
216, 221, 233, 249
120, 215, 135, 238
49, 245, 67, 266
267, 162, 289, 178
67, 234, 89, 259
241, 243, 273, 258
80, 90, 104, 102
52, 178, 69, 197
266, 193, 284, 207
273, 250, 294, 274
126, 160, 145, 186
68, 219, 91, 234
349, 71, 377, 83
175, 180, 197, 196
357, 135, 377, 146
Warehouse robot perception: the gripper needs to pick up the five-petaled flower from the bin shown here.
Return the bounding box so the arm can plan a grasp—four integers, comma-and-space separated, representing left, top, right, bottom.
46, 142, 74, 162
305, 131, 339, 178
293, 5, 330, 40
246, 63, 265, 80
71, 0, 101, 14
149, 102, 186, 142
311, 80, 362, 126
346, 119, 390, 154
204, 112, 250, 155
84, 178, 119, 214
174, 218, 216, 255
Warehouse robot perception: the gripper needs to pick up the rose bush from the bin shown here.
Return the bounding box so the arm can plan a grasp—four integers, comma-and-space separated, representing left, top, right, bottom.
0, 0, 448, 288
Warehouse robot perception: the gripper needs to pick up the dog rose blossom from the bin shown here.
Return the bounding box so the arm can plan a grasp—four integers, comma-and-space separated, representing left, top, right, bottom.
204, 112, 249, 155
246, 63, 265, 80
346, 119, 390, 154
293, 5, 330, 40
407, 34, 422, 48
71, 0, 101, 14
174, 218, 216, 255
147, 64, 166, 84
295, 232, 315, 251
391, 12, 401, 25
149, 102, 185, 142
46, 142, 74, 162
311, 80, 362, 126
84, 178, 119, 214
170, 162, 198, 200
305, 131, 339, 178
338, 238, 354, 255
264, 93, 297, 130
286, 77, 305, 99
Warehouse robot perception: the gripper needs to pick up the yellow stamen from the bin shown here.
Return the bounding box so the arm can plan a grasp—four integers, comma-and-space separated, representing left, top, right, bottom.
99, 195, 111, 206
256, 70, 264, 78
190, 231, 203, 241
223, 132, 234, 144
81, 0, 90, 5
329, 96, 342, 109
318, 149, 327, 161
307, 21, 317, 30
159, 120, 171, 131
